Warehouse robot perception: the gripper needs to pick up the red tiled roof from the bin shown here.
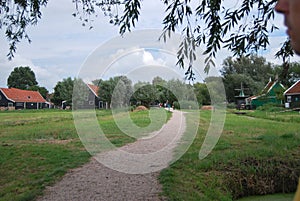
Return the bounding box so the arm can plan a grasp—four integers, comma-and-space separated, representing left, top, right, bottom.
284, 80, 300, 95
87, 84, 99, 97
0, 88, 46, 103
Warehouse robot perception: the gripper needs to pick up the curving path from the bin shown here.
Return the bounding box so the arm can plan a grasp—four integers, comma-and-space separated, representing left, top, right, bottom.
37, 109, 186, 201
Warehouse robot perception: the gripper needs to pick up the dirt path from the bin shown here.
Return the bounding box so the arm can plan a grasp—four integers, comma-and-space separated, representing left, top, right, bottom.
37, 110, 186, 201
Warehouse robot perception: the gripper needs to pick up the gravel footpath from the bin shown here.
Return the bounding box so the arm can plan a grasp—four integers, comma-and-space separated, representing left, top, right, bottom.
37, 110, 186, 201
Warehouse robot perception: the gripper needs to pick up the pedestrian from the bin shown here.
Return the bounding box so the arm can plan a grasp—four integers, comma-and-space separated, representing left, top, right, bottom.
275, 1, 300, 200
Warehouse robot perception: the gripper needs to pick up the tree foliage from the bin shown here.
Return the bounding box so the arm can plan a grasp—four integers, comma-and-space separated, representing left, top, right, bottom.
1, 0, 292, 78
193, 82, 210, 105
133, 81, 157, 107
96, 75, 208, 108
7, 66, 38, 89
52, 77, 74, 107
97, 76, 133, 108
221, 55, 274, 82
273, 62, 300, 87
0, 0, 48, 59
220, 55, 277, 102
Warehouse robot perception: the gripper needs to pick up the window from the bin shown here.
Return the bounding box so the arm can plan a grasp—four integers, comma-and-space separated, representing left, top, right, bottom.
89, 101, 94, 105
16, 102, 23, 107
287, 96, 292, 103
8, 102, 13, 107
296, 97, 299, 102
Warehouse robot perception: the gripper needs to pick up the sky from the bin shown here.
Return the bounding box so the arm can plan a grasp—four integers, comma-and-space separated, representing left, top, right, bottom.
0, 0, 299, 93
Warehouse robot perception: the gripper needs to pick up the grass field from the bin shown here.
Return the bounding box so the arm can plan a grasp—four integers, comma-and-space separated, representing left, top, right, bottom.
159, 109, 300, 200
0, 109, 170, 201
1, 108, 300, 201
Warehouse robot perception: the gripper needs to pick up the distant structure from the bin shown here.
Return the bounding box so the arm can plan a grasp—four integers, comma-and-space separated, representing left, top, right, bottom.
246, 78, 285, 109
235, 83, 249, 110
0, 87, 48, 110
75, 84, 104, 109
284, 80, 300, 109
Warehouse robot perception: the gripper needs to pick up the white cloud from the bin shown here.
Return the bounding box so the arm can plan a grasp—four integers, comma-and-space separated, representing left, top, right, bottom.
0, 54, 63, 92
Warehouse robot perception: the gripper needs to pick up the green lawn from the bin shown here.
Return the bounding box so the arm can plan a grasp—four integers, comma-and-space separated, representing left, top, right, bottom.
0, 109, 170, 201
159, 110, 300, 200
1, 108, 299, 201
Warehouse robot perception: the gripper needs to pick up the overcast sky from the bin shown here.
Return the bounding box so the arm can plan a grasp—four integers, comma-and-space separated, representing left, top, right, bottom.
0, 0, 298, 92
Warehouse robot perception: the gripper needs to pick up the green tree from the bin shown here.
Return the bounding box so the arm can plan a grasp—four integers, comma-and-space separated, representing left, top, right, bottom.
220, 55, 276, 102
166, 79, 195, 102
221, 55, 274, 83
7, 66, 38, 90
274, 62, 300, 86
152, 76, 168, 104
222, 74, 260, 103
204, 76, 227, 105
193, 82, 210, 105
1, 0, 292, 78
98, 76, 133, 108
133, 82, 157, 108
52, 77, 74, 107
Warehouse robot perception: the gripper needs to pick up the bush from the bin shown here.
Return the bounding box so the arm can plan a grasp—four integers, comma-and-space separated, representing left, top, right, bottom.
257, 103, 284, 112
223, 157, 300, 199
226, 102, 236, 109
172, 101, 180, 110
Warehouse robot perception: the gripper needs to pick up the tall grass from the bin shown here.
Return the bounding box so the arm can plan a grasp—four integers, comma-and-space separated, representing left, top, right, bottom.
159, 110, 300, 200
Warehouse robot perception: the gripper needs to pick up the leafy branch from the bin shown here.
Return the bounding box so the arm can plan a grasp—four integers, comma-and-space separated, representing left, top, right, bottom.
0, 0, 294, 80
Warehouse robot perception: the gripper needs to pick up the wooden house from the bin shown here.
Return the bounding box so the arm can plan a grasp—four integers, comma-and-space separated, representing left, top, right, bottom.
87, 84, 103, 109
284, 80, 300, 109
0, 88, 48, 110
74, 84, 104, 109
246, 79, 285, 109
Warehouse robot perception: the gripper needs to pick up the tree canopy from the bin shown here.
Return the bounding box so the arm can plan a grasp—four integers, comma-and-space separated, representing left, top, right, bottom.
7, 66, 38, 90
97, 76, 133, 108
217, 56, 300, 104
52, 77, 74, 107
0, 0, 293, 78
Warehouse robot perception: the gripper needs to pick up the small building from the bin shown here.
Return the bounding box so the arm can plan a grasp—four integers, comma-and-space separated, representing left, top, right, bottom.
246, 79, 285, 109
284, 80, 300, 109
87, 84, 103, 109
74, 84, 104, 109
0, 87, 48, 110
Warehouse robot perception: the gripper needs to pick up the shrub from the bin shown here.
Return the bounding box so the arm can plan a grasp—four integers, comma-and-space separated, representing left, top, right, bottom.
257, 103, 284, 112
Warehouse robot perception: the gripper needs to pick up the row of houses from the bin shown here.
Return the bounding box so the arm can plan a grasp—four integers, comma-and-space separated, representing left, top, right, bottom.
236, 79, 300, 110
0, 84, 105, 110
1, 79, 300, 110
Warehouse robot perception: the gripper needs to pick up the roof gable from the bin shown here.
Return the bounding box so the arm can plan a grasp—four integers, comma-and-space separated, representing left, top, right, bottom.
0, 88, 46, 103
87, 84, 99, 97
260, 79, 285, 96
261, 79, 275, 94
284, 80, 300, 95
